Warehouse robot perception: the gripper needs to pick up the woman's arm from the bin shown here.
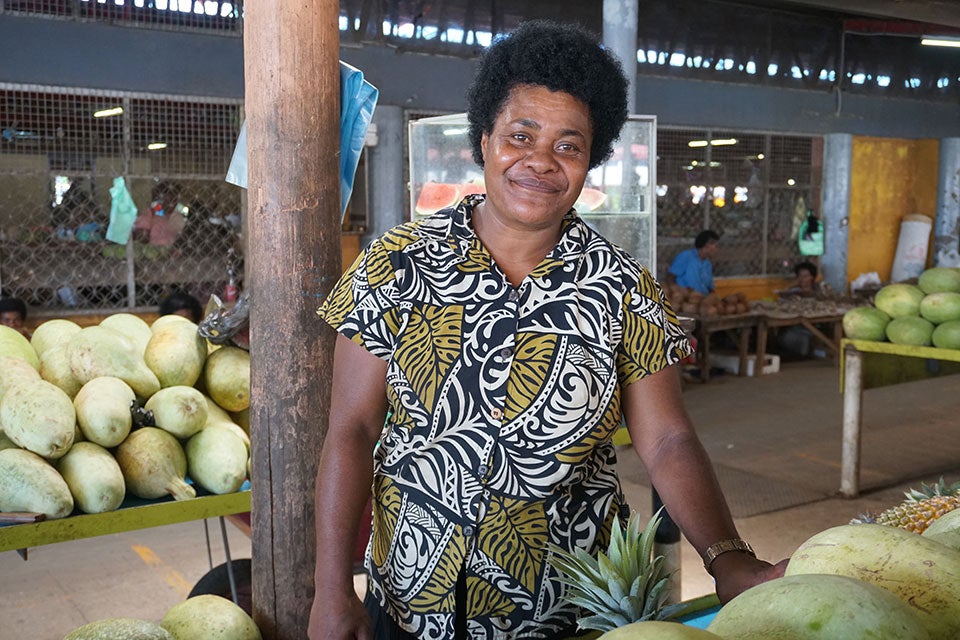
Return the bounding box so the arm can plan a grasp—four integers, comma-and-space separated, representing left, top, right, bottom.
308, 334, 389, 640
622, 364, 786, 603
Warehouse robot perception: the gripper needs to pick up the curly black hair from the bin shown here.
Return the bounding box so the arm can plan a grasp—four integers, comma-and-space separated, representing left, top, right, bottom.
466, 20, 628, 171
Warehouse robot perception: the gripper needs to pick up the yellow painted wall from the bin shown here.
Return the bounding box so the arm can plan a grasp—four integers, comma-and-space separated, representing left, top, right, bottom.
847, 137, 939, 284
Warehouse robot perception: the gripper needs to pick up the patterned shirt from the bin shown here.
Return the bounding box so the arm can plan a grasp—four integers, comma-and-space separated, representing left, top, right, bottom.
318, 195, 691, 639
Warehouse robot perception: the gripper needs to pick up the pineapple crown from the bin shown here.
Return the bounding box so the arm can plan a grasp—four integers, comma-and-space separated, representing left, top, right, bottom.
549, 508, 688, 633
904, 477, 960, 503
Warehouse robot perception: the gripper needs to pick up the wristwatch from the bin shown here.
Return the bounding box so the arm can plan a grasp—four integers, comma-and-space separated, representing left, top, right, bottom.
702, 538, 755, 575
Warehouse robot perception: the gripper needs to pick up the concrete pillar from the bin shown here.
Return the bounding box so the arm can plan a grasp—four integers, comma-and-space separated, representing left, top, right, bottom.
821, 134, 852, 293
934, 138, 960, 267
603, 0, 639, 113
364, 105, 406, 247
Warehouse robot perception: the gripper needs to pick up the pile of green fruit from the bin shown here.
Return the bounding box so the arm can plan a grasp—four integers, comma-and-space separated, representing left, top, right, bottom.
64, 593, 261, 640
0, 313, 251, 520
843, 266, 960, 348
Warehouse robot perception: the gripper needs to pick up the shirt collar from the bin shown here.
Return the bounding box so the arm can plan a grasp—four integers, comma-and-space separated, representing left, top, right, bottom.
447, 194, 587, 272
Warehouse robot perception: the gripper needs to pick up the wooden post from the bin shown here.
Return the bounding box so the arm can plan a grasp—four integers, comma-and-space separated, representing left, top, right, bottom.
244, 2, 340, 638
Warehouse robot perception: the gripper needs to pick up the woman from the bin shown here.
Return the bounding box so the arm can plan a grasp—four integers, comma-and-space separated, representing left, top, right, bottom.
309, 20, 784, 640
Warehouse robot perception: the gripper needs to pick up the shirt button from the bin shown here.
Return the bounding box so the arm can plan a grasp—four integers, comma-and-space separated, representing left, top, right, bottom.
499, 346, 513, 359
478, 465, 488, 475
491, 408, 503, 420
464, 525, 475, 537
508, 289, 519, 302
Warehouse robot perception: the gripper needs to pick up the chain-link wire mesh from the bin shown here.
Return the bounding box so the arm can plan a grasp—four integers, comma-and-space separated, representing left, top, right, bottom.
0, 85, 244, 314
2, 0, 242, 33
656, 128, 820, 283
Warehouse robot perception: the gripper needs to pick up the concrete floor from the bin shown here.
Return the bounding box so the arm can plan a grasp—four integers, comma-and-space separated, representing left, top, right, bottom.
3, 358, 959, 639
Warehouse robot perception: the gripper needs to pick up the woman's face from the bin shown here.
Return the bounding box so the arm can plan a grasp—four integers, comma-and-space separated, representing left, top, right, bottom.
479, 85, 592, 232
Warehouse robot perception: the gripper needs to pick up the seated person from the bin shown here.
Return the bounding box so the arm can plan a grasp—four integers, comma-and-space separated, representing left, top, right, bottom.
158, 290, 204, 324
666, 230, 720, 295
780, 261, 821, 298
0, 297, 30, 338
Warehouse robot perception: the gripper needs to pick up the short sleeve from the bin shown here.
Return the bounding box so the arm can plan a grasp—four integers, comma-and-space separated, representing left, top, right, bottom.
317, 237, 402, 360
616, 268, 693, 387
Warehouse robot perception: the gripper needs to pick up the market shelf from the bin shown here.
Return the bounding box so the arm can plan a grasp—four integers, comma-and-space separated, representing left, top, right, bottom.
0, 487, 250, 553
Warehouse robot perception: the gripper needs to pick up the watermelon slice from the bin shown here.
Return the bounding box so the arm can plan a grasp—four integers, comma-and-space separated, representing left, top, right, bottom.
575, 187, 607, 212
460, 181, 485, 196
415, 182, 462, 216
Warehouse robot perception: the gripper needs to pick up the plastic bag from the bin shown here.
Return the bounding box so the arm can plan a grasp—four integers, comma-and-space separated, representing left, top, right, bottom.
225, 61, 379, 221
798, 213, 824, 256
106, 176, 138, 244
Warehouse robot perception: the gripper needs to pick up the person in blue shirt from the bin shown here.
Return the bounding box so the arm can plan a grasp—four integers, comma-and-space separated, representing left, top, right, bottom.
667, 230, 720, 295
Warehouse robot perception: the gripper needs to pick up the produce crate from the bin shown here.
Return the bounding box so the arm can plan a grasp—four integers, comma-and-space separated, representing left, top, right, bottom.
712, 351, 780, 376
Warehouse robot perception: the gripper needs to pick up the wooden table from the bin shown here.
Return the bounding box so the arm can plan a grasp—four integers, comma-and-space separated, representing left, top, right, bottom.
839, 339, 960, 497
754, 312, 845, 375
691, 313, 761, 382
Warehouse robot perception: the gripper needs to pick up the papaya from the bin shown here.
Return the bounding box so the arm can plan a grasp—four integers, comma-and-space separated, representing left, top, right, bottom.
64, 617, 173, 640
30, 318, 81, 358
0, 378, 76, 459
203, 346, 250, 412
100, 313, 153, 355
161, 594, 261, 640
0, 354, 41, 401
0, 324, 39, 369
706, 573, 929, 639
785, 523, 960, 638
74, 376, 136, 447
185, 423, 248, 494
115, 427, 195, 501
0, 448, 74, 518
144, 319, 207, 388
145, 386, 208, 439
68, 326, 161, 398
56, 441, 126, 514
38, 342, 84, 398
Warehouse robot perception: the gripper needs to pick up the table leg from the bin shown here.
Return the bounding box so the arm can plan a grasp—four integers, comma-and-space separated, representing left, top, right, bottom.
699, 327, 712, 383
737, 326, 751, 377
841, 345, 863, 497
754, 321, 768, 377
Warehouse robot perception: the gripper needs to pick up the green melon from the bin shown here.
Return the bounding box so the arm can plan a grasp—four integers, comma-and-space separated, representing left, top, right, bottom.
0, 324, 39, 369
842, 306, 890, 341
64, 617, 173, 640
918, 266, 960, 294
885, 316, 934, 346
932, 319, 960, 349
919, 291, 960, 325
706, 573, 929, 640
161, 595, 261, 640
874, 283, 925, 318
599, 620, 722, 639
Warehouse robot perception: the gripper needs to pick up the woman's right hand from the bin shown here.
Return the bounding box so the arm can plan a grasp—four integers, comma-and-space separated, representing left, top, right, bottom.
308, 592, 372, 640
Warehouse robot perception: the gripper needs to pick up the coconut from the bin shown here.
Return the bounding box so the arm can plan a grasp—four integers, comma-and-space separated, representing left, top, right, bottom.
56, 441, 126, 514
161, 595, 261, 640
114, 427, 195, 501
74, 376, 136, 448
145, 386, 208, 439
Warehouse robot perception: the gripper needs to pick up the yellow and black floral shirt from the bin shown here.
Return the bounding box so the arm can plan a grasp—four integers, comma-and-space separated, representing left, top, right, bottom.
318, 195, 691, 639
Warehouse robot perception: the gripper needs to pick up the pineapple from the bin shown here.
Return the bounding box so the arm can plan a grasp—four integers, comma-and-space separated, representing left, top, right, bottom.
550, 508, 686, 633
851, 477, 960, 534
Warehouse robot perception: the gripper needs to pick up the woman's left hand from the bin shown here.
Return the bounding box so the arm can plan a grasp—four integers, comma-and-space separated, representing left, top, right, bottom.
710, 552, 789, 604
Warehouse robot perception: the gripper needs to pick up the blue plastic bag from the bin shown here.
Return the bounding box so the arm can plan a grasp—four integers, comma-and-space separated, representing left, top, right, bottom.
226, 61, 378, 221
106, 176, 138, 244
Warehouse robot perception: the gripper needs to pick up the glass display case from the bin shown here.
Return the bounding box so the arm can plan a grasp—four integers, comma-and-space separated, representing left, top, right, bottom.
408, 114, 658, 271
